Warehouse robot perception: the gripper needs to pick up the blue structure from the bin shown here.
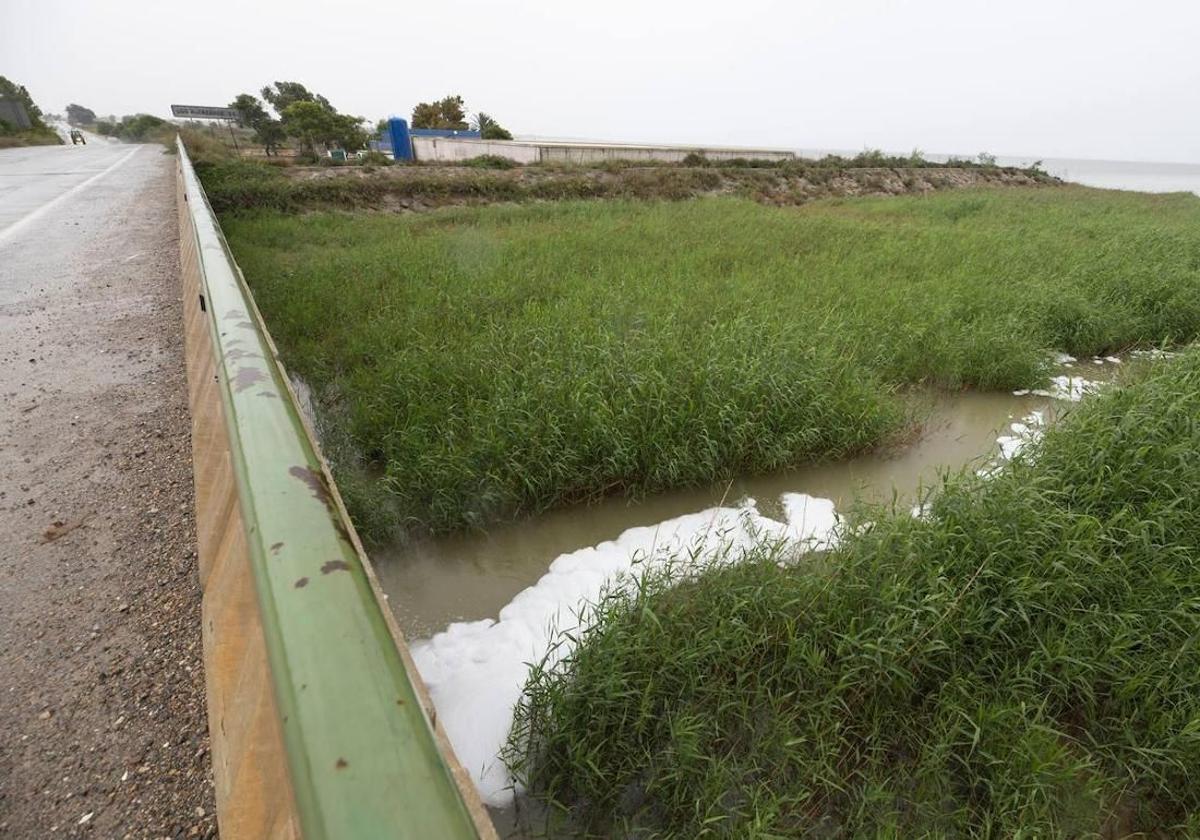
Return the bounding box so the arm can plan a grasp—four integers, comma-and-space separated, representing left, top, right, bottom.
387, 118, 412, 160
384, 118, 480, 161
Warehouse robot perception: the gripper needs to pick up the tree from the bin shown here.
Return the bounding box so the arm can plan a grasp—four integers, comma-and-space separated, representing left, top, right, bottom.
257, 82, 367, 156
281, 100, 339, 156
329, 112, 368, 152
0, 77, 48, 129
65, 103, 96, 127
231, 93, 285, 155
473, 112, 512, 141
119, 114, 168, 142
261, 81, 330, 115
411, 95, 468, 130
280, 102, 367, 156
89, 114, 168, 142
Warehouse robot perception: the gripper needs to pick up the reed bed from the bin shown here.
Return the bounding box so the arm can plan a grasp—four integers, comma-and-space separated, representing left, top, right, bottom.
219, 188, 1200, 537
506, 352, 1200, 838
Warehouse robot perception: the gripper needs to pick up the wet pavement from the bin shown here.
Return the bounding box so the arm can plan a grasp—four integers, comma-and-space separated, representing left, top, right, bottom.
0, 141, 215, 837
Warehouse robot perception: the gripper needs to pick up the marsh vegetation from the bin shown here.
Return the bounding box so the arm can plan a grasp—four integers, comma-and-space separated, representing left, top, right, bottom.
220, 188, 1200, 540
505, 351, 1200, 838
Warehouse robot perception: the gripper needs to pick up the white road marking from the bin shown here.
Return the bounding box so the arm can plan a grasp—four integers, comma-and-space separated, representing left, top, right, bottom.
0, 146, 141, 249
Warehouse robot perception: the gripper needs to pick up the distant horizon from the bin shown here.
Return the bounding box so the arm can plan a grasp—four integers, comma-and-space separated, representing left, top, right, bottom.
27, 102, 1200, 171
4, 0, 1198, 167
508, 131, 1200, 169
34, 114, 1200, 172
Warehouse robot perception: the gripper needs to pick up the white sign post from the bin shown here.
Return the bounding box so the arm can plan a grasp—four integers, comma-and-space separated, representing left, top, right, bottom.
170, 105, 239, 121
170, 105, 241, 152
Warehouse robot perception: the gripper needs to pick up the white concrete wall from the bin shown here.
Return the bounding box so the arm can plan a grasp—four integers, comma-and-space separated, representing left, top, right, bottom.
410, 137, 795, 165
411, 137, 541, 164
538, 144, 795, 164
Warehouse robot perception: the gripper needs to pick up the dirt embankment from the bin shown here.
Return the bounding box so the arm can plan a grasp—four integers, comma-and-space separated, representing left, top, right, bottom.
294, 163, 1057, 212
201, 157, 1059, 215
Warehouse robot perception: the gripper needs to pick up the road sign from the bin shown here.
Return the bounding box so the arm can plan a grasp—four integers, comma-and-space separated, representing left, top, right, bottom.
171, 104, 239, 121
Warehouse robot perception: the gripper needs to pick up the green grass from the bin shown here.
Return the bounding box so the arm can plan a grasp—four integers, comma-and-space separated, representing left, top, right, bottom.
218, 187, 1200, 538
505, 351, 1200, 838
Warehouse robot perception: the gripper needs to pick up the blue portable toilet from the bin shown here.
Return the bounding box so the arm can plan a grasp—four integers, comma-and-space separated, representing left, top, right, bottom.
388, 118, 413, 161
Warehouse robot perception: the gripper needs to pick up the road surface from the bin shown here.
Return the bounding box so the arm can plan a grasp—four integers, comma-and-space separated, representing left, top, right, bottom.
0, 141, 215, 837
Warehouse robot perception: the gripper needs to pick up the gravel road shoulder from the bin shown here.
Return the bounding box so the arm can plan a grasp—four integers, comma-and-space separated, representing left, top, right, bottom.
0, 145, 215, 838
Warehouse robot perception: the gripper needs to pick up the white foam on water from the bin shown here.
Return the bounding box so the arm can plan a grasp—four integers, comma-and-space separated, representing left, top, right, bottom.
411, 494, 840, 806
1052, 352, 1077, 365
1030, 375, 1099, 402
995, 409, 1045, 462
1131, 348, 1177, 360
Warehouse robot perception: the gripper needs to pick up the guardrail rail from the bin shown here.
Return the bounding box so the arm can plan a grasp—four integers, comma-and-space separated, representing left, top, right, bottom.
175, 136, 495, 840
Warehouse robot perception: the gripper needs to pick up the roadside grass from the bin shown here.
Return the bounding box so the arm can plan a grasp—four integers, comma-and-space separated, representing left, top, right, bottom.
505, 352, 1200, 838
218, 188, 1200, 538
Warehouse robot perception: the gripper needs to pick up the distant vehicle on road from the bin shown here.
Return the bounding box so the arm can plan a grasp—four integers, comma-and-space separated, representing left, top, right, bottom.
69, 129, 86, 145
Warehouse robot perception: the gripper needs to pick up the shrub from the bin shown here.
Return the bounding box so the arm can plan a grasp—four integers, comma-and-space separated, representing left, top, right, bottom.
358, 150, 393, 167
713, 156, 779, 168
463, 154, 518, 170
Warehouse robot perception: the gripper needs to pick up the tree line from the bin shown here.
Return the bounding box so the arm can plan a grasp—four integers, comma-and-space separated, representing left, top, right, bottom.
229, 83, 512, 157
410, 94, 512, 139
44, 84, 515, 157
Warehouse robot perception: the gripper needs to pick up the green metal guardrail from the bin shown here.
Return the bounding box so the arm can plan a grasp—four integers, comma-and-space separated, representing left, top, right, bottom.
177, 137, 485, 839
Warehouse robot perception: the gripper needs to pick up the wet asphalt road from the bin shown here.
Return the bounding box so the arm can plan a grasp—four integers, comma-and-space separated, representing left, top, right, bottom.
0, 140, 141, 254
0, 140, 215, 837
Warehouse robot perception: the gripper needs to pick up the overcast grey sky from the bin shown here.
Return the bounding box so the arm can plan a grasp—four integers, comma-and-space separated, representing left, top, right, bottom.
3, 0, 1198, 163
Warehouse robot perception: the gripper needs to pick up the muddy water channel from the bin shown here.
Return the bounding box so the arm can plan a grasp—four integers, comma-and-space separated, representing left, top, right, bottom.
366, 359, 1120, 827
376, 382, 1105, 639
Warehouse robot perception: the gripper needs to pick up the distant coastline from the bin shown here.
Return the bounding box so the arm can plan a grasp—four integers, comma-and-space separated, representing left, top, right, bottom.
998, 156, 1200, 194
516, 136, 1200, 195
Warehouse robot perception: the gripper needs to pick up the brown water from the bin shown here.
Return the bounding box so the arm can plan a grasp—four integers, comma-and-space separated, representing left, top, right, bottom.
374, 388, 1063, 641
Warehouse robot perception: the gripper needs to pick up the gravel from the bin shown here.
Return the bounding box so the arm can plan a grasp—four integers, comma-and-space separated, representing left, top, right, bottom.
0, 144, 216, 838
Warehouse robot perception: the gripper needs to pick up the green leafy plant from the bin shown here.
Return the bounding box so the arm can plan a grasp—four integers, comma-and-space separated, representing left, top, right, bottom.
411, 94, 469, 130
473, 112, 513, 140
462, 154, 517, 169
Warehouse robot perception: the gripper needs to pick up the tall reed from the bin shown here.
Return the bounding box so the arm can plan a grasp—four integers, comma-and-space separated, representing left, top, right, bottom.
221, 189, 1200, 537
507, 352, 1200, 838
